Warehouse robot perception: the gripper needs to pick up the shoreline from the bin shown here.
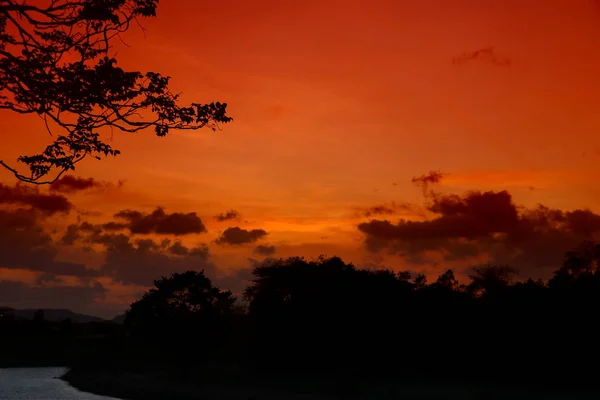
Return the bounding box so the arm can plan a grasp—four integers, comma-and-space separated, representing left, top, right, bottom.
2, 358, 600, 400
60, 368, 342, 400
59, 367, 600, 400
61, 369, 207, 400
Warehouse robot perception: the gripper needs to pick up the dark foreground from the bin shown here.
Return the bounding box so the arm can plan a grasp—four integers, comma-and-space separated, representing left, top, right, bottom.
3, 331, 600, 400
7, 249, 600, 399
61, 368, 600, 400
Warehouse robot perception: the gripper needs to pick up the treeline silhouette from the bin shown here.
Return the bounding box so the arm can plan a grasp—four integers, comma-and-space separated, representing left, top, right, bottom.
0, 311, 122, 368
121, 240, 600, 390
4, 241, 600, 392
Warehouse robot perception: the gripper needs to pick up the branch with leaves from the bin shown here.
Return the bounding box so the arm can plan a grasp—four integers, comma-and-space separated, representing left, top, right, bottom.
0, 0, 231, 184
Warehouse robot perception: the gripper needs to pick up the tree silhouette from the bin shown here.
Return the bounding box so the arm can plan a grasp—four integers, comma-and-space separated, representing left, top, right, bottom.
4, 244, 600, 392
125, 270, 236, 345
431, 268, 460, 291
467, 264, 518, 297
413, 272, 427, 289
33, 308, 44, 323
243, 256, 426, 373
549, 240, 600, 291
0, 0, 231, 184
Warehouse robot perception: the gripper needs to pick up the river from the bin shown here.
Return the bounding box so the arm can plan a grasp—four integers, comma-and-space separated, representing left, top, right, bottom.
2, 367, 600, 399
0, 367, 120, 400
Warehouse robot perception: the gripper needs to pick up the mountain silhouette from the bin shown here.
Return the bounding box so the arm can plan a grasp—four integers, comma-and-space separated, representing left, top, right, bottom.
111, 314, 126, 324
10, 309, 107, 324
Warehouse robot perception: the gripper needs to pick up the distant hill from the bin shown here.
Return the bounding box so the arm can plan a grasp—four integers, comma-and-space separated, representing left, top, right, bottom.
0, 307, 15, 318
111, 314, 126, 324
12, 309, 108, 324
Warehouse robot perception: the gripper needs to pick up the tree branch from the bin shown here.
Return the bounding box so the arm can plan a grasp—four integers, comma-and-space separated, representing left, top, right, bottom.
0, 0, 231, 184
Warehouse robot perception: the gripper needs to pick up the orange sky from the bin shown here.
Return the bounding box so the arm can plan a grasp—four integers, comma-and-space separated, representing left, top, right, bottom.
2, 0, 600, 317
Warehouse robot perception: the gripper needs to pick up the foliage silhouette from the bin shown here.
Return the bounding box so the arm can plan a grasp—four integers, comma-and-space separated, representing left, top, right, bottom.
33, 308, 44, 323
0, 0, 231, 184
124, 270, 237, 366
95, 242, 600, 390
467, 264, 518, 297
238, 244, 600, 387
6, 241, 600, 395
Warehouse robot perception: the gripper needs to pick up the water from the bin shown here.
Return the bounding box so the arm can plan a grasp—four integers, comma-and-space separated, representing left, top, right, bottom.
1, 368, 598, 400
0, 367, 120, 400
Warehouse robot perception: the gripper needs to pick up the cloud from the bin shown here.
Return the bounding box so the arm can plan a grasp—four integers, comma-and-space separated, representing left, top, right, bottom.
411, 170, 446, 197
35, 273, 63, 285
0, 208, 99, 277
102, 221, 128, 231
79, 221, 104, 234
60, 224, 81, 246
0, 280, 106, 313
452, 46, 511, 67
60, 220, 128, 246
357, 190, 600, 277
215, 226, 268, 246
215, 209, 241, 222
167, 240, 189, 255
254, 244, 277, 256
363, 205, 396, 217
87, 232, 254, 297
212, 265, 254, 296
359, 201, 415, 218
0, 183, 72, 215
96, 234, 215, 286
114, 207, 207, 235
49, 175, 103, 193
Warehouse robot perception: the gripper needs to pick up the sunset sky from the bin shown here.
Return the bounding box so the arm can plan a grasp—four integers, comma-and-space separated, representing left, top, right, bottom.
2, 0, 600, 318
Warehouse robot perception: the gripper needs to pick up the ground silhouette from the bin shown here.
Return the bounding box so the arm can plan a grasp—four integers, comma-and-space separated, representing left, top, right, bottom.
4, 241, 600, 398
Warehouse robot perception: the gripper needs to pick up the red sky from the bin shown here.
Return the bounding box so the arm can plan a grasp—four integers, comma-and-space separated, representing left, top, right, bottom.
2, 0, 600, 317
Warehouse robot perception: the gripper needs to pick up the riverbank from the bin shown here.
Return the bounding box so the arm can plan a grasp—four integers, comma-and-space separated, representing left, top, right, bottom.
61, 368, 340, 400
61, 369, 206, 400
60, 367, 600, 400
3, 325, 600, 400
5, 336, 600, 400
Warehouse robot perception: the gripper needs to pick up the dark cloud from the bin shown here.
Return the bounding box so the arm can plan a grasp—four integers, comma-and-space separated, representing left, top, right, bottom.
215, 209, 241, 222
247, 257, 280, 270
168, 240, 189, 256
360, 201, 415, 218
363, 205, 396, 217
0, 208, 99, 277
0, 183, 72, 215
233, 256, 282, 291
358, 190, 600, 277
102, 221, 128, 231
78, 221, 103, 233
411, 170, 446, 197
212, 265, 254, 296
90, 232, 254, 298
60, 223, 81, 245
89, 232, 133, 251
60, 220, 128, 246
215, 227, 268, 246
49, 175, 103, 193
411, 171, 445, 186
35, 273, 64, 285
114, 207, 206, 235
563, 209, 600, 238
0, 205, 253, 315
163, 240, 211, 258
254, 244, 277, 256
97, 233, 214, 286
0, 280, 106, 314
452, 46, 511, 67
